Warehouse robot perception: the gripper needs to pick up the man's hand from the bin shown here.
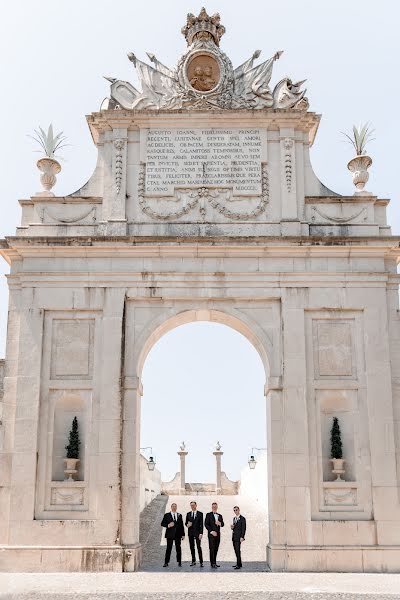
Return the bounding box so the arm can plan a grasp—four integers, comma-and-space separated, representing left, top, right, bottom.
187, 522, 192, 528
240, 537, 245, 543
210, 531, 217, 537
230, 524, 234, 530
167, 522, 174, 528
216, 520, 221, 527
199, 534, 203, 540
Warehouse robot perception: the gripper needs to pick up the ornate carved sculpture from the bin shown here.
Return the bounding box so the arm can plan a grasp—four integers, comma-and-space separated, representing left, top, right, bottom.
105, 8, 307, 112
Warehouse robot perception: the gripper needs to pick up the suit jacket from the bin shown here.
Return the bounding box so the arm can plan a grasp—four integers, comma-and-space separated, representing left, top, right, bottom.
161, 512, 185, 540
232, 514, 246, 541
205, 511, 224, 537
185, 510, 204, 537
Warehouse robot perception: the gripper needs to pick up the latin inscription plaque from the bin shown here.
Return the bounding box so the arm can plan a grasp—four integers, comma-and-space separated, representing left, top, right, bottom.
145, 128, 263, 195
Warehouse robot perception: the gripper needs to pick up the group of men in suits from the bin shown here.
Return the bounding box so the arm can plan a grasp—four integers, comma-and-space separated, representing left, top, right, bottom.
160, 501, 246, 569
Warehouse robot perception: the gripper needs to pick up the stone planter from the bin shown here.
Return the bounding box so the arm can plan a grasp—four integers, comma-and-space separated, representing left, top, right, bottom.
64, 458, 80, 482
330, 458, 345, 482
347, 155, 372, 195
36, 157, 61, 197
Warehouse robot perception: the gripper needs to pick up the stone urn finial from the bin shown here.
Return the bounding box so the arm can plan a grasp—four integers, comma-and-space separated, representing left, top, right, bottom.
343, 123, 374, 196
29, 124, 67, 197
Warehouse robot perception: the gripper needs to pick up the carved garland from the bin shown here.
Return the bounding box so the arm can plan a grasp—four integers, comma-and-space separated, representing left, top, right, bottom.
40, 206, 97, 224
114, 139, 125, 194
311, 206, 367, 224
283, 138, 293, 193
324, 488, 357, 506
138, 163, 269, 221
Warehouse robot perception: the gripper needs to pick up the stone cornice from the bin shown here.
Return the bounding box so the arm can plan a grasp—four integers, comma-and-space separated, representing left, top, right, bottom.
1, 235, 400, 263
86, 109, 321, 146
305, 196, 390, 206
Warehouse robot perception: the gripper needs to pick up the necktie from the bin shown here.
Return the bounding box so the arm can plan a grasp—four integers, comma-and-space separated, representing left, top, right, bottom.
192, 512, 194, 518
173, 513, 176, 521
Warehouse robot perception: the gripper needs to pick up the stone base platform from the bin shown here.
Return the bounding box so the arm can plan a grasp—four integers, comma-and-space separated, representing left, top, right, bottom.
268, 544, 400, 573
1, 572, 400, 599
0, 544, 141, 572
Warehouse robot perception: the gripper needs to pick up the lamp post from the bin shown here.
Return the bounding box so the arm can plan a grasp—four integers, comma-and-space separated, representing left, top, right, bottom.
248, 447, 267, 470
140, 446, 156, 471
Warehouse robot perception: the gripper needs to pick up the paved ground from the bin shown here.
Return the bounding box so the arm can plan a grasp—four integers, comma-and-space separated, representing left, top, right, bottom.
141, 494, 269, 571
2, 496, 400, 598
1, 572, 400, 599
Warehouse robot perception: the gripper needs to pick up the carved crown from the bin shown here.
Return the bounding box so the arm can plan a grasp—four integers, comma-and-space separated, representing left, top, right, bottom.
181, 7, 226, 47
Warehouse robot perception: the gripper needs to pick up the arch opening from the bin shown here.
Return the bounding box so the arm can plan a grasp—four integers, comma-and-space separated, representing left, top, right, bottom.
135, 308, 271, 571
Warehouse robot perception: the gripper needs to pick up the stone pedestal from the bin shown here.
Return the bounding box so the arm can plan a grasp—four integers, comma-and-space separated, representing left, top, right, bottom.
213, 451, 223, 494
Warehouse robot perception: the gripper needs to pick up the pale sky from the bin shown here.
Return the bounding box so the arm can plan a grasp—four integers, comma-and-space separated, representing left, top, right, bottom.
0, 1, 398, 480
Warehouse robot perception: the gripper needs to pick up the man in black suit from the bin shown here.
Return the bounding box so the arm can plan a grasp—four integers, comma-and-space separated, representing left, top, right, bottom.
205, 501, 224, 568
161, 502, 185, 567
231, 505, 246, 569
185, 500, 204, 567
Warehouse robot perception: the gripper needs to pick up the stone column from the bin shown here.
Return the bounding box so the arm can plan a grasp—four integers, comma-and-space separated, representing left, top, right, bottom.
213, 450, 223, 494
178, 450, 188, 494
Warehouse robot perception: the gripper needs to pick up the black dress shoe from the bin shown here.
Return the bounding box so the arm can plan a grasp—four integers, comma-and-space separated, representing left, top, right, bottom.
200, 563, 204, 567
163, 563, 168, 567
215, 564, 221, 567
234, 565, 241, 569
190, 561, 196, 566
211, 564, 216, 568
178, 562, 182, 567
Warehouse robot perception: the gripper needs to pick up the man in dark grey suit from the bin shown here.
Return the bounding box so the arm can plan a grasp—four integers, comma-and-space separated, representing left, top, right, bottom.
231, 505, 246, 569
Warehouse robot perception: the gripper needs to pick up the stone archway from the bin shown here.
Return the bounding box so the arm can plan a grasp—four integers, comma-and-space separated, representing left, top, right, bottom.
120, 304, 281, 571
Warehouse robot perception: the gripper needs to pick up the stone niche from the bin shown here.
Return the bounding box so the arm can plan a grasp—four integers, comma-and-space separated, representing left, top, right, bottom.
51, 392, 86, 481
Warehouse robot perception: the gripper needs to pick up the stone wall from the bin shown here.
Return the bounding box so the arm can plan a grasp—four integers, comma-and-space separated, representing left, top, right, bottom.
239, 452, 268, 508
220, 472, 239, 495
161, 472, 181, 495
139, 454, 161, 512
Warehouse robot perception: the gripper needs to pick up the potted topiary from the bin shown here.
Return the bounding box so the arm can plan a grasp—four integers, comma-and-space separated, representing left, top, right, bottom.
64, 416, 81, 481
343, 123, 374, 195
29, 124, 67, 197
330, 416, 345, 481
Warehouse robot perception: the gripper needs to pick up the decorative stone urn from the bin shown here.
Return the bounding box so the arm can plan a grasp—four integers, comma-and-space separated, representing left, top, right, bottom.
347, 155, 372, 195
330, 458, 345, 482
64, 458, 79, 482
36, 157, 61, 197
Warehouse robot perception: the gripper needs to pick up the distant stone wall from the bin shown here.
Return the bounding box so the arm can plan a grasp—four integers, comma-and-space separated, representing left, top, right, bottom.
185, 482, 216, 495
139, 454, 161, 512
220, 471, 239, 495
161, 472, 181, 495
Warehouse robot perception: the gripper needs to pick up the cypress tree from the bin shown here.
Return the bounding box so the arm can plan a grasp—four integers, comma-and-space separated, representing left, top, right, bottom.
65, 416, 80, 459
330, 416, 342, 459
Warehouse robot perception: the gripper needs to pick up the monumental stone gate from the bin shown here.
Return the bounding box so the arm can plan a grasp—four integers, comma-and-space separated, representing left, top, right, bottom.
1, 8, 400, 573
